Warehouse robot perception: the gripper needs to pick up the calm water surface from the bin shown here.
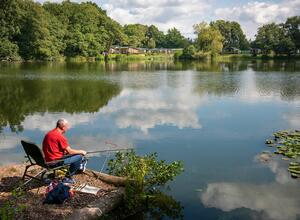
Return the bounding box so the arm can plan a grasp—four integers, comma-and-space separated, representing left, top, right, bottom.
1, 60, 300, 220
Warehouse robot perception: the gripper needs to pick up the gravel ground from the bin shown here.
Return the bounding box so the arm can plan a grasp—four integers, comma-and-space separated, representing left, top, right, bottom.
0, 164, 117, 220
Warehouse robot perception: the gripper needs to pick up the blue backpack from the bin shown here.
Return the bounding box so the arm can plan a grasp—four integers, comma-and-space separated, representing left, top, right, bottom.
43, 182, 70, 204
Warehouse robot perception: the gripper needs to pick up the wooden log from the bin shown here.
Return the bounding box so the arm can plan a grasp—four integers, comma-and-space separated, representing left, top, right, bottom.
84, 169, 130, 187
69, 187, 125, 220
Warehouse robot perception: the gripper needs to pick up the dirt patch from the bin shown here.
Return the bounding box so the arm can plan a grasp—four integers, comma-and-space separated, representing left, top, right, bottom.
0, 164, 119, 220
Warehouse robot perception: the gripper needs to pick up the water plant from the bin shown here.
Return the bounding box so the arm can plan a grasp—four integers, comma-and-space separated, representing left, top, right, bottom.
265, 129, 300, 178
107, 150, 184, 217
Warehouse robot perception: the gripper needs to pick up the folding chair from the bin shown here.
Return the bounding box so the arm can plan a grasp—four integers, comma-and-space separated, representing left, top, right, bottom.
21, 140, 70, 185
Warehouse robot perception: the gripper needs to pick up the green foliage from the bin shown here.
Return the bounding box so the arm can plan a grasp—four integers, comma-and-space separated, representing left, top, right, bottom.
45, 1, 123, 57
108, 151, 183, 189
107, 150, 184, 210
124, 24, 148, 47
180, 45, 196, 59
0, 0, 298, 60
17, 1, 65, 60
123, 25, 188, 49
0, 38, 20, 61
194, 22, 224, 55
0, 187, 26, 220
0, 0, 23, 39
164, 28, 188, 48
253, 20, 297, 56
145, 25, 165, 48
264, 130, 300, 178
284, 16, 300, 50
173, 50, 183, 60
0, 0, 127, 60
210, 20, 249, 50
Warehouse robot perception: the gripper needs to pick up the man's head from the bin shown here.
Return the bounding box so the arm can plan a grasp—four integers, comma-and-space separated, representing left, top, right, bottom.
56, 118, 70, 133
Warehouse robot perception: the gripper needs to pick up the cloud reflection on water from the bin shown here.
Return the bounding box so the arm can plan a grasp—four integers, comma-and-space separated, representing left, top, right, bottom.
99, 88, 202, 134
0, 135, 26, 165
201, 158, 300, 220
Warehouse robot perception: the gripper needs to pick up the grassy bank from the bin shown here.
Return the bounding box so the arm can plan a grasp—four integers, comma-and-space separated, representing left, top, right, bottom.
217, 54, 300, 61
106, 53, 174, 61
177, 53, 300, 61
56, 54, 174, 62
1, 54, 174, 62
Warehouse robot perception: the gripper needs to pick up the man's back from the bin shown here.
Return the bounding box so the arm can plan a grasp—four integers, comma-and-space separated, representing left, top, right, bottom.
43, 128, 69, 162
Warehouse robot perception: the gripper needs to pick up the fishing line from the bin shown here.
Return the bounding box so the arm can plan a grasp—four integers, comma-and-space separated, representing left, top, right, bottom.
100, 141, 122, 173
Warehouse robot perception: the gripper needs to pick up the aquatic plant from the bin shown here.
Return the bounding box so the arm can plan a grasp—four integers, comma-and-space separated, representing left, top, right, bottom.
265, 129, 300, 178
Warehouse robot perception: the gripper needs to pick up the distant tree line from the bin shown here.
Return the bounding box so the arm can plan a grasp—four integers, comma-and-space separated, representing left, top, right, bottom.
250, 16, 300, 56
181, 16, 300, 59
0, 0, 189, 61
0, 0, 299, 61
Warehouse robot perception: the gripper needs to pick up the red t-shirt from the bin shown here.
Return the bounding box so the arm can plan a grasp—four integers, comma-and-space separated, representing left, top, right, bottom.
42, 128, 69, 162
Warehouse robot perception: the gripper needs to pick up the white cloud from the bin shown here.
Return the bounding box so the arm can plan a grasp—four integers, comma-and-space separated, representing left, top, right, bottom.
215, 0, 300, 38
35, 0, 212, 38
34, 0, 300, 38
99, 72, 203, 134
102, 0, 212, 37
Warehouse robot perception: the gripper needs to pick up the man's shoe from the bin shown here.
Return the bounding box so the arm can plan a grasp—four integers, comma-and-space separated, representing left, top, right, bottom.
79, 159, 87, 173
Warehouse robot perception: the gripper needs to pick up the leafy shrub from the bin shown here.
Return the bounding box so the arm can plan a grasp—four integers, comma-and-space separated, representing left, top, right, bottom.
179, 45, 196, 59
107, 150, 183, 210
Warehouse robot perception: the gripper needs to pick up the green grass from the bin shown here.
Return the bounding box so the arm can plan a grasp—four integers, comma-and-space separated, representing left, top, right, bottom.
106, 53, 174, 61
217, 53, 300, 61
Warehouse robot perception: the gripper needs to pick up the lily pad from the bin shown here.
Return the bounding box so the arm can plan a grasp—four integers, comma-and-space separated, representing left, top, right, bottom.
264, 129, 300, 178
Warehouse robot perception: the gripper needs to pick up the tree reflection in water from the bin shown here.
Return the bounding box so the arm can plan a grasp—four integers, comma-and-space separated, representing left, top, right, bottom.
0, 77, 120, 133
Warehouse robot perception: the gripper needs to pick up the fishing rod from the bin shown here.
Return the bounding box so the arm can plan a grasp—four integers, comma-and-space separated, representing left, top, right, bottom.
86, 148, 129, 154
86, 140, 131, 154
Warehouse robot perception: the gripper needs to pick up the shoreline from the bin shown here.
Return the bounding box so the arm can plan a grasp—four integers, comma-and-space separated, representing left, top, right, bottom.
2, 53, 300, 63
0, 163, 126, 220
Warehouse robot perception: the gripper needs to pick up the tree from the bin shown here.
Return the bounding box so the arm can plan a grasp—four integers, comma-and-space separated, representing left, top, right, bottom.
124, 24, 148, 47
0, 0, 23, 60
164, 28, 188, 48
210, 20, 249, 50
180, 45, 196, 59
194, 22, 223, 55
43, 1, 125, 57
254, 22, 295, 55
145, 25, 165, 48
17, 1, 65, 60
0, 38, 20, 60
284, 16, 300, 52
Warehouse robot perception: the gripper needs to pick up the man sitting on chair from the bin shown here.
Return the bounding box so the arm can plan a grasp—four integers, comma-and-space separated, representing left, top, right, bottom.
43, 118, 87, 183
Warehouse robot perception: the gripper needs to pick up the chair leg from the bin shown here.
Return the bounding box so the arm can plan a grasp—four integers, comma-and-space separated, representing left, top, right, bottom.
23, 169, 47, 186
22, 165, 31, 180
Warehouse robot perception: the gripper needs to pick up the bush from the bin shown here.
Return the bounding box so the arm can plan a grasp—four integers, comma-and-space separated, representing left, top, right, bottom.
173, 50, 183, 60
107, 150, 184, 211
179, 45, 196, 59
0, 38, 20, 61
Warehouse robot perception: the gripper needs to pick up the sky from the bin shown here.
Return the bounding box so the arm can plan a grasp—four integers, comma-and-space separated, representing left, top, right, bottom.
35, 0, 300, 39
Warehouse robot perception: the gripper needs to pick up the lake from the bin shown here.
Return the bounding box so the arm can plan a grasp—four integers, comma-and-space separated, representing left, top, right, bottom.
0, 60, 300, 219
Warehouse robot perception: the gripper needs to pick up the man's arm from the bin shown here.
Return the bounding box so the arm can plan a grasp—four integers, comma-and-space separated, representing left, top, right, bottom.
65, 146, 87, 156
